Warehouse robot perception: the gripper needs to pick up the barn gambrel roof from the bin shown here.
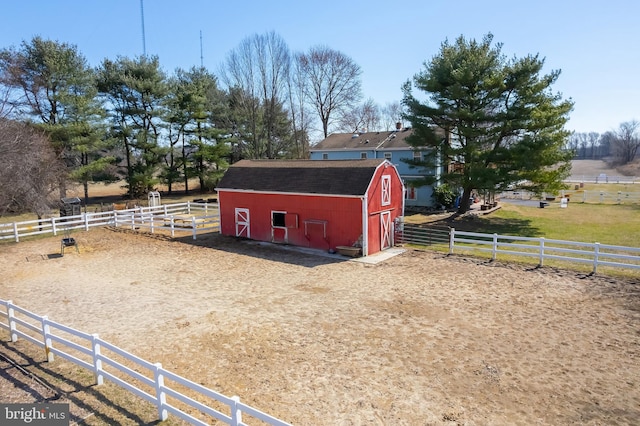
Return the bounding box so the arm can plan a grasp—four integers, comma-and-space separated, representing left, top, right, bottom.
216, 159, 390, 196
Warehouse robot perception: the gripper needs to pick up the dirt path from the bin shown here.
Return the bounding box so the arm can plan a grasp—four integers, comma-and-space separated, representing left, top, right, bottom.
1, 227, 639, 425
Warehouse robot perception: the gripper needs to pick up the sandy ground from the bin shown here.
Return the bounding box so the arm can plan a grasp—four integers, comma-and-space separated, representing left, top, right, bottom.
1, 226, 639, 425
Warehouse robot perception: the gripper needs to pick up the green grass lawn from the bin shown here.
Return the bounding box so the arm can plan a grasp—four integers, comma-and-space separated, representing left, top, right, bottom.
407, 202, 640, 248
482, 203, 640, 247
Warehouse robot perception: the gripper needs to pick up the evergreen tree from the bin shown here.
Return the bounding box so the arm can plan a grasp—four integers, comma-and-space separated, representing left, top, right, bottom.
402, 34, 574, 213
96, 56, 167, 198
166, 67, 231, 192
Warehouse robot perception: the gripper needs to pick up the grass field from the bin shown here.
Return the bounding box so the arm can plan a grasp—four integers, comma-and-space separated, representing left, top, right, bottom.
470, 202, 639, 246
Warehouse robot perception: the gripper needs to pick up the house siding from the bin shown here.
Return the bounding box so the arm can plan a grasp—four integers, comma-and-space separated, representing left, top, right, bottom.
311, 149, 435, 208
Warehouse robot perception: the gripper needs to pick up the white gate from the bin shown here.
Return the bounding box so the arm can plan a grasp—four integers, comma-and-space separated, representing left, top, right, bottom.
235, 208, 250, 238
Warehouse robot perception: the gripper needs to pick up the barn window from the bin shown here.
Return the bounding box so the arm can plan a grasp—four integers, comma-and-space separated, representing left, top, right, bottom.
322, 153, 328, 160
381, 175, 391, 206
272, 211, 299, 228
384, 152, 392, 160
272, 212, 286, 227
360, 152, 367, 159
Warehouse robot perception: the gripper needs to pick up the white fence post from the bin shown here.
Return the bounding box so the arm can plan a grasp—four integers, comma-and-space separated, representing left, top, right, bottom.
192, 217, 197, 240
539, 237, 545, 267
593, 242, 600, 274
492, 233, 498, 260
84, 213, 90, 231
583, 191, 587, 203
230, 395, 243, 426
449, 228, 455, 254
13, 222, 19, 242
51, 217, 57, 236
92, 334, 104, 385
7, 301, 17, 342
41, 316, 54, 362
154, 363, 168, 421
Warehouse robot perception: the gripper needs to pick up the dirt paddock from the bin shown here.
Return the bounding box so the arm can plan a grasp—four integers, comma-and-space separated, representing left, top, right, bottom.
1, 227, 639, 425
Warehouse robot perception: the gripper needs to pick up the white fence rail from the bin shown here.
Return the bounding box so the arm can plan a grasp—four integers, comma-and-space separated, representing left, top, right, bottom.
565, 175, 639, 184
500, 190, 640, 204
0, 202, 219, 243
0, 299, 291, 426
449, 229, 640, 273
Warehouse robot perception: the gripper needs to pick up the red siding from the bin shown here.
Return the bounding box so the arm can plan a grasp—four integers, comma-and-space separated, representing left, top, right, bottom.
218, 160, 405, 256
364, 165, 405, 254
219, 192, 364, 251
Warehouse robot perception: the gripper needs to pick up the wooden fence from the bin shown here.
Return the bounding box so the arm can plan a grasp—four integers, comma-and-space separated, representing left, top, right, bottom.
0, 202, 219, 243
398, 223, 640, 274
0, 299, 291, 426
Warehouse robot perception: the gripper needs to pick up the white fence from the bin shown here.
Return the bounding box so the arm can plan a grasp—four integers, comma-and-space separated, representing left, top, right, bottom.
449, 229, 640, 273
500, 190, 640, 204
565, 175, 639, 184
561, 190, 640, 204
0, 299, 291, 426
0, 202, 219, 243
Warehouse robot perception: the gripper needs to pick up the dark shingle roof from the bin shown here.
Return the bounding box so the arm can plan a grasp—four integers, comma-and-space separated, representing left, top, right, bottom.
217, 159, 386, 196
311, 128, 414, 151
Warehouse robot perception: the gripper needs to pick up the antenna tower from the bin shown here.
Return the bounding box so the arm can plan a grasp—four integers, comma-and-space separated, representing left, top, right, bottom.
200, 30, 204, 67
140, 0, 147, 56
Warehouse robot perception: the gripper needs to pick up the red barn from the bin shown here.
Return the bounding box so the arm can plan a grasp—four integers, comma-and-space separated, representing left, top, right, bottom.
216, 159, 405, 256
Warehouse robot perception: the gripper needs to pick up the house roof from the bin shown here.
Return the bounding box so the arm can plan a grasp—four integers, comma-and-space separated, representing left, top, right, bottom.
310, 128, 414, 151
217, 159, 389, 196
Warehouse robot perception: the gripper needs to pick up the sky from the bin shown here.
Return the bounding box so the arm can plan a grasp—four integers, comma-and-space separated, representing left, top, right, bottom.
2, 0, 639, 138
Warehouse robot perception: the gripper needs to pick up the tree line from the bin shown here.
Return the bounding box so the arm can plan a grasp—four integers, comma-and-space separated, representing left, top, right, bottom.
0, 33, 401, 216
3, 31, 636, 218
567, 121, 640, 164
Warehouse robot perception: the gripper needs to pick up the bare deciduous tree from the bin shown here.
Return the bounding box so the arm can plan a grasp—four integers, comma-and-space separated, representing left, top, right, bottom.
0, 119, 65, 217
221, 32, 292, 159
297, 46, 362, 139
287, 57, 312, 156
337, 98, 380, 133
381, 101, 404, 131
612, 120, 640, 164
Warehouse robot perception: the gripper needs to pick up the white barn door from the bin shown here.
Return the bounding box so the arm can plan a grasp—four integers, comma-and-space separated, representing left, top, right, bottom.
380, 211, 392, 250
235, 208, 250, 238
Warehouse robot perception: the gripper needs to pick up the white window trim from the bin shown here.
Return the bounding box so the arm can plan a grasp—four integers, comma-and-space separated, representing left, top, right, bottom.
381, 175, 391, 206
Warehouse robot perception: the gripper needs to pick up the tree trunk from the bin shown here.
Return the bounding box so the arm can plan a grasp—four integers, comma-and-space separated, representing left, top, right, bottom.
457, 186, 473, 214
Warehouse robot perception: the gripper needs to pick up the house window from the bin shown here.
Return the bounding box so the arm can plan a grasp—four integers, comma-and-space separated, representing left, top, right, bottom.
360, 152, 367, 159
322, 153, 328, 160
405, 185, 418, 200
381, 175, 391, 206
412, 151, 422, 161
384, 152, 392, 160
